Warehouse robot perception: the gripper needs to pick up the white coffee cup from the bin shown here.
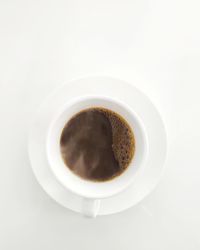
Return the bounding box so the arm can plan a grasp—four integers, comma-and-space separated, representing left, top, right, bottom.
46, 96, 148, 217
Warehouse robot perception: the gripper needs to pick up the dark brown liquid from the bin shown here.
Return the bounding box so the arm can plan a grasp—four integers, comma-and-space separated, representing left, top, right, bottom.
60, 108, 135, 182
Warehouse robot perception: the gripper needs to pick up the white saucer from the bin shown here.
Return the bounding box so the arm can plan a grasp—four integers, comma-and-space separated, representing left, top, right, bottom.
28, 76, 167, 216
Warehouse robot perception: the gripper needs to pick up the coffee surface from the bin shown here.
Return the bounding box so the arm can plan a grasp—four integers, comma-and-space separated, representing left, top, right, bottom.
60, 108, 135, 181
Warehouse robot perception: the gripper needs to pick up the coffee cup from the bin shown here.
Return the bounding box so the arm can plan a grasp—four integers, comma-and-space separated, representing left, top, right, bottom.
46, 96, 148, 217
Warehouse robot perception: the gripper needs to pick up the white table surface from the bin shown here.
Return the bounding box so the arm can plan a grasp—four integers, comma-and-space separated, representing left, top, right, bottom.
0, 0, 200, 249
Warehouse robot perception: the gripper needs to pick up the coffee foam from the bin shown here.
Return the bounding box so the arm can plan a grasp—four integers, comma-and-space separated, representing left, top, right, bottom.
97, 108, 135, 170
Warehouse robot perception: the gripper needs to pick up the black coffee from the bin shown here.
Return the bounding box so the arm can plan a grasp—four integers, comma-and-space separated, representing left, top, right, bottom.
60, 107, 135, 182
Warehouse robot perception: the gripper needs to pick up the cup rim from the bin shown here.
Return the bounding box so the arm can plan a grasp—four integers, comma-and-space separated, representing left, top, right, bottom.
46, 95, 149, 199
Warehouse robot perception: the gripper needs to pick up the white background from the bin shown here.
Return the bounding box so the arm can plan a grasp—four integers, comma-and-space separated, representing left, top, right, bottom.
0, 0, 200, 249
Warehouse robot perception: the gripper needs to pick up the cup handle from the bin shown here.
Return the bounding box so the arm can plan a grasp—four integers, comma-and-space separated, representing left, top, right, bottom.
81, 198, 100, 218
